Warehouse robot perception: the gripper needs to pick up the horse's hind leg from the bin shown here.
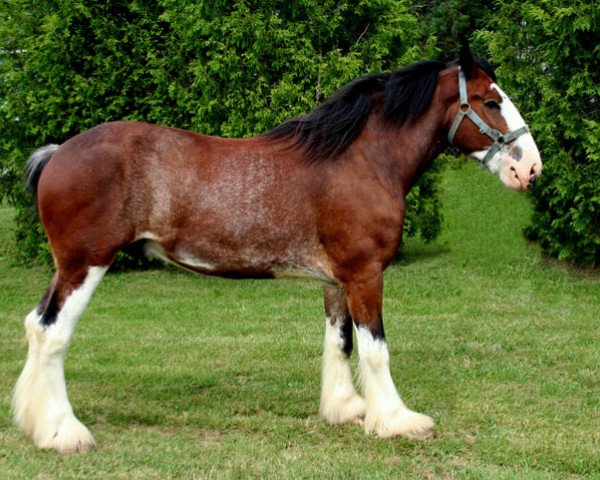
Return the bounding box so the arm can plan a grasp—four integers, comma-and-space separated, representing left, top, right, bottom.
12, 264, 108, 453
319, 284, 366, 425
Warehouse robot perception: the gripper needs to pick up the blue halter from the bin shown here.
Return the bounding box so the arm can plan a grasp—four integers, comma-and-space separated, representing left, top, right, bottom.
447, 69, 530, 165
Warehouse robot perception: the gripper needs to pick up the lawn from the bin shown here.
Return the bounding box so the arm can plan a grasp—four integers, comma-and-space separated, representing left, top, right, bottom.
1, 162, 598, 479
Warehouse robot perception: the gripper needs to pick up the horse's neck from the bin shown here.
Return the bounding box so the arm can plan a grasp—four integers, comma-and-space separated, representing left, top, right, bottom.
360, 110, 446, 202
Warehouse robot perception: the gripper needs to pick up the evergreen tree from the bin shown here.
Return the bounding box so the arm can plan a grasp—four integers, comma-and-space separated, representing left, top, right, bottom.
482, 0, 600, 266
414, 0, 498, 59
0, 1, 441, 265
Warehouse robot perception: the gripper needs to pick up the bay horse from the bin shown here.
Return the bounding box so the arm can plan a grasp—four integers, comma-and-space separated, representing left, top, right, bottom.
13, 43, 542, 453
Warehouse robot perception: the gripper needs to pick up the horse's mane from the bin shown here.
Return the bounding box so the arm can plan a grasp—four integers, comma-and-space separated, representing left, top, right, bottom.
266, 58, 495, 162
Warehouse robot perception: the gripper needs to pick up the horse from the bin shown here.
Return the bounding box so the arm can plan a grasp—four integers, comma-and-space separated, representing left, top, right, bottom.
13, 42, 542, 453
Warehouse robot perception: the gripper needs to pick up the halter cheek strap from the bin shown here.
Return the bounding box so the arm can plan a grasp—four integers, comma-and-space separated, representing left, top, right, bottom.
448, 69, 530, 166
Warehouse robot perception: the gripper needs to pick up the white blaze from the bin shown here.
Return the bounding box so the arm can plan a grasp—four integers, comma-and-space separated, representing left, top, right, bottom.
472, 84, 542, 190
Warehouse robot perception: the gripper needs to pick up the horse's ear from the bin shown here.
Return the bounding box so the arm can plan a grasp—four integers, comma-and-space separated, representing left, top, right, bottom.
459, 35, 475, 77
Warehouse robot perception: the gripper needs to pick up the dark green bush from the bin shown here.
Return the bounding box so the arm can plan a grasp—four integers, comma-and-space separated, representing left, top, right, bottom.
482, 1, 599, 267
0, 0, 442, 267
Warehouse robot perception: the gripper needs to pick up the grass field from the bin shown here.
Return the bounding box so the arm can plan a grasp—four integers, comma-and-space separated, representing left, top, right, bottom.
1, 163, 598, 479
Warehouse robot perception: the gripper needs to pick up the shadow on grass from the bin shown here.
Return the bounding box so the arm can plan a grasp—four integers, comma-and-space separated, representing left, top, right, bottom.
393, 240, 451, 266
86, 375, 317, 431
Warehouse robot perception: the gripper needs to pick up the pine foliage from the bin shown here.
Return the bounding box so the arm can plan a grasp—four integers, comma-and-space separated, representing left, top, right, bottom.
0, 0, 441, 265
482, 0, 600, 267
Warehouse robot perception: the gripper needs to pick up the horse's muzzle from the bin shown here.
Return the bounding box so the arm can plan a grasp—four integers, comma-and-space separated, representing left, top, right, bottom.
503, 153, 543, 191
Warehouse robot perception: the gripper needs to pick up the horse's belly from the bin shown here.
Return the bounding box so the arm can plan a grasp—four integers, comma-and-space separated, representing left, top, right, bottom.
144, 239, 334, 283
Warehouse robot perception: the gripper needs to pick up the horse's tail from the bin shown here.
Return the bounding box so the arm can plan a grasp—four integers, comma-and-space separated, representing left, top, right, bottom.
24, 144, 60, 203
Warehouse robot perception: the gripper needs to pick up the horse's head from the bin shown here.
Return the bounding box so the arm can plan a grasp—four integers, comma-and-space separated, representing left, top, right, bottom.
446, 43, 542, 190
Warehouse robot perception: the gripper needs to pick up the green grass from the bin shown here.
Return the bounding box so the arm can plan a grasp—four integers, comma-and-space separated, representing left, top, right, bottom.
1, 163, 598, 479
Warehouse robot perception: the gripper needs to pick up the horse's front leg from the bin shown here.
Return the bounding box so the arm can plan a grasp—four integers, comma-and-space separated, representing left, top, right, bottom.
344, 272, 435, 440
319, 284, 366, 425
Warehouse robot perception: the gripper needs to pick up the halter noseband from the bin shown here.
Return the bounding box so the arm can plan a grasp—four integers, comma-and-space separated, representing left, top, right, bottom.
447, 69, 530, 166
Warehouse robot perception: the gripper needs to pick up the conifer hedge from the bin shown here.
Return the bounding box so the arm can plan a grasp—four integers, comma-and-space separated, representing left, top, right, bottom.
483, 0, 599, 267
2, 1, 598, 268
0, 0, 440, 266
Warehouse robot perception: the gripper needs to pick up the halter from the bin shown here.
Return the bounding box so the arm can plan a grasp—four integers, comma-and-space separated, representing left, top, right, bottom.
447, 69, 530, 166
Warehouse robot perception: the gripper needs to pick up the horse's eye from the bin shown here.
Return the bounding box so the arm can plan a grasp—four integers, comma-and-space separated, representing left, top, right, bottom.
484, 100, 501, 112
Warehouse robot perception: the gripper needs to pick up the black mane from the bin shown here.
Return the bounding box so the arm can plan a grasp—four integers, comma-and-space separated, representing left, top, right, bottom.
266, 58, 495, 162
266, 72, 389, 161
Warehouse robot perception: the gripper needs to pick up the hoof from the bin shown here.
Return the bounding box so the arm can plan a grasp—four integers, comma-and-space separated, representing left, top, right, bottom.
321, 393, 367, 426
34, 417, 96, 454
365, 409, 435, 440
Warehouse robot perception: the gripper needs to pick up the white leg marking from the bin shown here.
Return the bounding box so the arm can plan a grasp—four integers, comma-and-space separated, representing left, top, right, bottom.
355, 326, 434, 439
12, 266, 108, 453
319, 318, 366, 425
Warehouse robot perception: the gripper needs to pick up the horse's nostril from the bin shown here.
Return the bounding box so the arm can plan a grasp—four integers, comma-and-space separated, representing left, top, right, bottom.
529, 174, 538, 187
